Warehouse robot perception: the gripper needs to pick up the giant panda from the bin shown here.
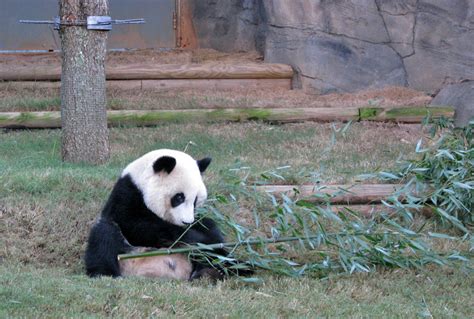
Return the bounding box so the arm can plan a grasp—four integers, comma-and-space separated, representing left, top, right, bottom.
85, 149, 245, 280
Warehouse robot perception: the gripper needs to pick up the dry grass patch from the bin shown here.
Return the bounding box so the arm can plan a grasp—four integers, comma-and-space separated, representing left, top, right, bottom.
0, 84, 432, 112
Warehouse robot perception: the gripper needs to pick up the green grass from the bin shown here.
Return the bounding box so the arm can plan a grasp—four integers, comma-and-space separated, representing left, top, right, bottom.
0, 97, 61, 112
1, 122, 471, 317
1, 264, 472, 318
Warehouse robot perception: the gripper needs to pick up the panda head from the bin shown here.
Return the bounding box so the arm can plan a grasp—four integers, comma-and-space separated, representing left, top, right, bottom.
122, 149, 211, 226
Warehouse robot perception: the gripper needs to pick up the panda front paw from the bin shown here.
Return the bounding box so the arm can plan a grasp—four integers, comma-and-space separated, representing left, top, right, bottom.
189, 267, 224, 282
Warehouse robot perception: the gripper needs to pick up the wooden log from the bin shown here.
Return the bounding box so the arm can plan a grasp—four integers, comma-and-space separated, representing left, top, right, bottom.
0, 108, 360, 128
0, 67, 61, 81
107, 79, 292, 90
360, 106, 454, 123
106, 108, 359, 125
0, 111, 61, 129
0, 63, 293, 81
1, 78, 292, 90
106, 63, 294, 80
0, 105, 455, 128
258, 184, 402, 204
329, 205, 433, 218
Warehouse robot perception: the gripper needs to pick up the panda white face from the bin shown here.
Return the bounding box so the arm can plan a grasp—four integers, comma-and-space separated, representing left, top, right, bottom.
122, 149, 211, 226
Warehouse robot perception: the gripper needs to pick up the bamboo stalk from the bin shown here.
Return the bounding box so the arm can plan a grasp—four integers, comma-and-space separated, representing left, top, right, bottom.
117, 228, 432, 261
117, 234, 356, 261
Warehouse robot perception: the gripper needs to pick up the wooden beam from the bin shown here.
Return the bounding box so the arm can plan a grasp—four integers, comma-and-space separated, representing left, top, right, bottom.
0, 108, 360, 128
257, 184, 402, 204
0, 111, 62, 129
1, 78, 292, 90
360, 107, 454, 123
329, 205, 433, 217
107, 79, 292, 90
0, 106, 454, 129
0, 63, 294, 81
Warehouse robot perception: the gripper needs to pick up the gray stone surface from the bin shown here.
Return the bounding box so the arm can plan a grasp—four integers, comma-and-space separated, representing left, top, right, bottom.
431, 82, 474, 127
191, 0, 474, 94
262, 0, 406, 93
190, 0, 264, 53
265, 28, 406, 93
404, 1, 474, 93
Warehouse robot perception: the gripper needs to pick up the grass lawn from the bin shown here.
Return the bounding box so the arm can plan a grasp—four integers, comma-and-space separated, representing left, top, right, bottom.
1, 122, 472, 318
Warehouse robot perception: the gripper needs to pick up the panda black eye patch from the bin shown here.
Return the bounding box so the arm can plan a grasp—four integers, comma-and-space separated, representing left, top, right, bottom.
171, 193, 186, 208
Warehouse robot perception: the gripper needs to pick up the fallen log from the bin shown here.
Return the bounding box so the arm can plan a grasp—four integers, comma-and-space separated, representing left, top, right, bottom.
257, 184, 402, 205
327, 205, 433, 218
359, 107, 454, 123
0, 63, 293, 81
0, 106, 454, 129
0, 108, 360, 128
2, 79, 292, 90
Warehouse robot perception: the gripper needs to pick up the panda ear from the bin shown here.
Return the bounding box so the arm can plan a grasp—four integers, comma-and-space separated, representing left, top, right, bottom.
197, 157, 212, 173
153, 156, 176, 174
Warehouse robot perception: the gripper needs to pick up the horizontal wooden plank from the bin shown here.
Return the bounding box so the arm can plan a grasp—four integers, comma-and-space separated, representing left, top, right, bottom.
106, 63, 294, 80
4, 79, 292, 90
107, 78, 292, 90
360, 107, 454, 123
0, 105, 454, 128
257, 184, 402, 204
328, 205, 433, 217
0, 63, 294, 81
0, 108, 360, 128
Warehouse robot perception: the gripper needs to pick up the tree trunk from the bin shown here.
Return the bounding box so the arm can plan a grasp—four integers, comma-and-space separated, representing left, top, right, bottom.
59, 0, 110, 164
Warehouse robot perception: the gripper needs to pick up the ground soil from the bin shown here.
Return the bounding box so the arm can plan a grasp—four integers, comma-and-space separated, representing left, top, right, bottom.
0, 49, 432, 109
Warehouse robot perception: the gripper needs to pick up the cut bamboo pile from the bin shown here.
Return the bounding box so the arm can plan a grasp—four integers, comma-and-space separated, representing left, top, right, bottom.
0, 106, 453, 129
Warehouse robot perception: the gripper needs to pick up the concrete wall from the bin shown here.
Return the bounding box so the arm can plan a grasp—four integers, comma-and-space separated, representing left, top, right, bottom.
0, 0, 176, 50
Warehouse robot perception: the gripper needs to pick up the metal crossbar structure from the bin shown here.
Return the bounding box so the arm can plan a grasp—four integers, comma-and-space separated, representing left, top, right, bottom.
20, 16, 145, 31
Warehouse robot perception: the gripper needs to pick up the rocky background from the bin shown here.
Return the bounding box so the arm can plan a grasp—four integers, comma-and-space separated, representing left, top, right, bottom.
190, 0, 473, 124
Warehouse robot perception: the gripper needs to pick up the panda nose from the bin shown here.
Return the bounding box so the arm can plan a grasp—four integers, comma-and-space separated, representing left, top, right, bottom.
182, 221, 193, 226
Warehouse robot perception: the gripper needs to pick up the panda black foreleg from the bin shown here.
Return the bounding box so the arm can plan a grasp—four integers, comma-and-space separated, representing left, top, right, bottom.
184, 217, 254, 279
183, 217, 224, 244
84, 219, 134, 277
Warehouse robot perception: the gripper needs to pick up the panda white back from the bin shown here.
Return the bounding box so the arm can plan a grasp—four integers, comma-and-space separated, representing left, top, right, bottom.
121, 149, 209, 226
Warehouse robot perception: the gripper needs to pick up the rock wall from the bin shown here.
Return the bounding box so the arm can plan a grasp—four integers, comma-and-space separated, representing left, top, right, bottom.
191, 0, 474, 94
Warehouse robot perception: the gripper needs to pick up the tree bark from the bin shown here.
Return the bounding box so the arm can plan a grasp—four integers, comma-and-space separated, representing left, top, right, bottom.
59, 0, 110, 164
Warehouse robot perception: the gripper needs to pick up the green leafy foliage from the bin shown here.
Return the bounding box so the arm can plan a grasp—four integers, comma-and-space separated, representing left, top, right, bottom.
199, 164, 470, 279
121, 121, 472, 279
376, 120, 472, 232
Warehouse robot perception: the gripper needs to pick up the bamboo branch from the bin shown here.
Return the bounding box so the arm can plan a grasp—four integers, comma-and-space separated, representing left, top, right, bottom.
117, 231, 406, 261
118, 236, 326, 261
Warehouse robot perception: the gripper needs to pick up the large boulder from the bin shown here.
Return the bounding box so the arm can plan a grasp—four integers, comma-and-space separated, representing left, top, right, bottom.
189, 0, 474, 94
430, 81, 474, 127
404, 1, 474, 93
264, 28, 406, 93
262, 1, 406, 93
